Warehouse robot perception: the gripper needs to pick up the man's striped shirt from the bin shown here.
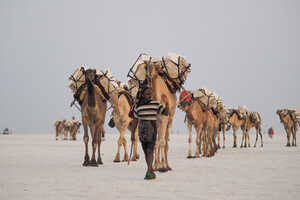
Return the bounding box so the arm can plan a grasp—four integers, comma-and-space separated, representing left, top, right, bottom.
134, 100, 165, 121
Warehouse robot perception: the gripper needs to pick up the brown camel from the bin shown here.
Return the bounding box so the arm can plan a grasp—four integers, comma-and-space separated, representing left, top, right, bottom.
112, 90, 140, 162
180, 91, 206, 158
227, 109, 247, 148
179, 91, 218, 158
128, 54, 190, 171
81, 69, 107, 166
276, 109, 298, 147
243, 112, 263, 147
54, 120, 66, 140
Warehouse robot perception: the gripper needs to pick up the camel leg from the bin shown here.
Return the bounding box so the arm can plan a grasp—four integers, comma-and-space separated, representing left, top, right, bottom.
286, 129, 291, 147
164, 116, 174, 170
222, 124, 226, 148
97, 126, 103, 165
294, 131, 297, 147
187, 121, 194, 158
122, 136, 129, 162
131, 128, 140, 161
240, 131, 245, 148
212, 130, 218, 155
292, 129, 296, 147
246, 131, 250, 148
55, 128, 59, 140
113, 133, 122, 162
89, 126, 98, 167
156, 116, 169, 172
154, 139, 160, 171
254, 129, 259, 148
82, 121, 90, 166
194, 127, 201, 158
217, 129, 221, 149
259, 127, 263, 147
233, 128, 237, 148
204, 130, 209, 157
154, 119, 162, 171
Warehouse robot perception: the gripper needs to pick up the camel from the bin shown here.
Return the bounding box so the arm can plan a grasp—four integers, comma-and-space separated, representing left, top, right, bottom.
70, 121, 81, 140
63, 121, 72, 140
179, 91, 218, 158
81, 69, 107, 166
227, 109, 247, 148
54, 120, 66, 140
243, 112, 263, 148
276, 109, 298, 147
112, 89, 140, 162
128, 54, 190, 171
215, 106, 228, 149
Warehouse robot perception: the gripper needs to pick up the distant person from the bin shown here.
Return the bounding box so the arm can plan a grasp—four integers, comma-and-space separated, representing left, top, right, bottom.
268, 127, 274, 138
131, 86, 169, 180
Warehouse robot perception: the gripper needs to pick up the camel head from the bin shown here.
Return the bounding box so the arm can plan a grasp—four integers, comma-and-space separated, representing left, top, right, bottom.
84, 69, 97, 84
217, 108, 228, 123
276, 109, 288, 123
178, 90, 193, 112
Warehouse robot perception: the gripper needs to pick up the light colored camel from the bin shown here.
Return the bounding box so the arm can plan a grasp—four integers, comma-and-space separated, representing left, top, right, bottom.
215, 107, 228, 149
128, 54, 190, 171
276, 109, 297, 147
70, 121, 81, 140
54, 120, 66, 140
150, 62, 177, 171
227, 109, 247, 148
112, 90, 140, 162
129, 63, 176, 171
63, 121, 72, 140
243, 112, 263, 147
81, 69, 107, 166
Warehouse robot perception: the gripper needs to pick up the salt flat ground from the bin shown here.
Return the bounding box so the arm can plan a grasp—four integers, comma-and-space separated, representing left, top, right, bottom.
0, 132, 299, 200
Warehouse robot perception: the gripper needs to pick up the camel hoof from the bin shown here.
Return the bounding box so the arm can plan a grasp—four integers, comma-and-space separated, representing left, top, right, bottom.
82, 160, 89, 167
88, 159, 98, 167
254, 145, 256, 148
113, 159, 121, 163
240, 146, 243, 148
286, 144, 291, 147
88, 162, 98, 167
167, 167, 172, 171
158, 168, 168, 173
187, 155, 195, 159
97, 159, 103, 165
233, 144, 237, 148
222, 146, 225, 149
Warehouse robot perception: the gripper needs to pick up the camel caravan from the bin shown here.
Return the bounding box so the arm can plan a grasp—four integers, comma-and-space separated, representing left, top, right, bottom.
64, 52, 298, 173
54, 117, 81, 140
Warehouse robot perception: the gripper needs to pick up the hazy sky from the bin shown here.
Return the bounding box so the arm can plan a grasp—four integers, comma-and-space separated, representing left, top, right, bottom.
1, 0, 299, 135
